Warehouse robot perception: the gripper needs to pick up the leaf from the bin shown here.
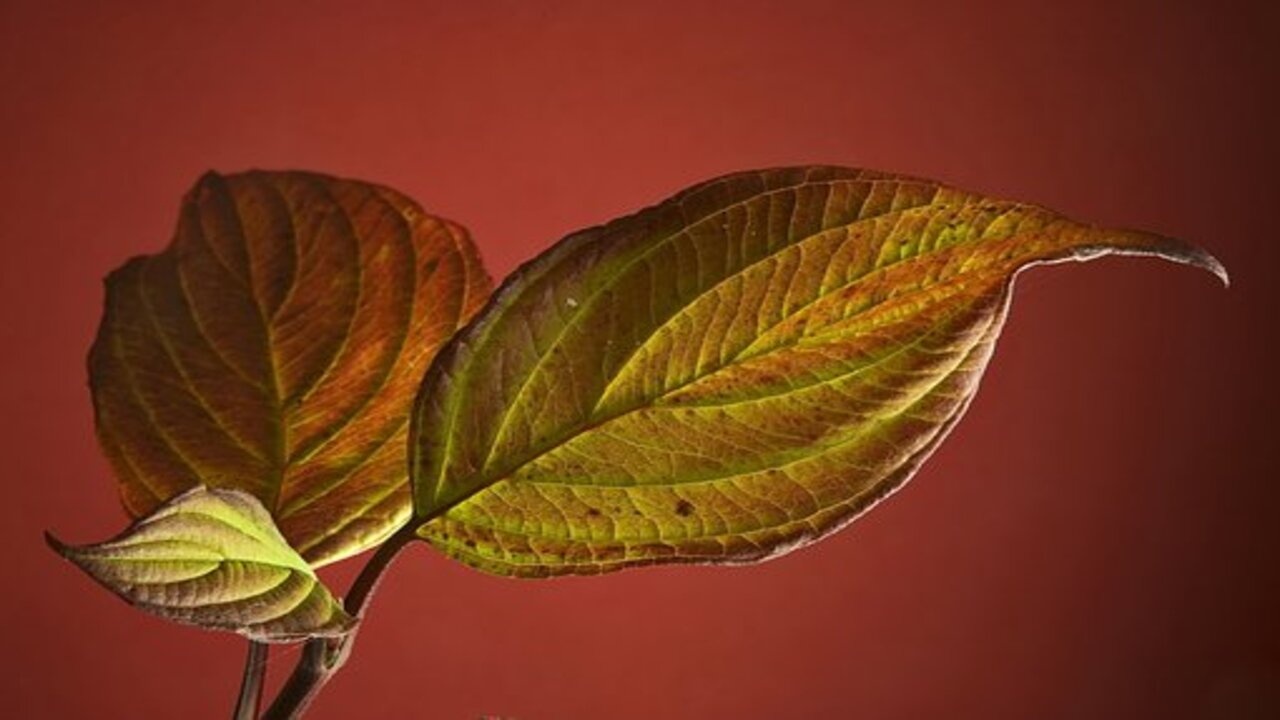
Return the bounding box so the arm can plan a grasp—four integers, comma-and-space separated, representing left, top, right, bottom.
91, 171, 491, 566
408, 166, 1226, 577
47, 487, 354, 642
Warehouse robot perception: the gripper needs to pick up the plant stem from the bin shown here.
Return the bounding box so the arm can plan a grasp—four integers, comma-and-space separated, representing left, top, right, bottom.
233, 641, 269, 720
261, 525, 416, 719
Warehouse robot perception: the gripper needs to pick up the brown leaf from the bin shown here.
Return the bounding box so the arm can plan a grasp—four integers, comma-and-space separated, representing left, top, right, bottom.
91, 171, 491, 566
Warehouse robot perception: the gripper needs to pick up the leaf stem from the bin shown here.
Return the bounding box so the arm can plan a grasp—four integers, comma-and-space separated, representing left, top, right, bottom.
261, 525, 417, 719
233, 641, 269, 720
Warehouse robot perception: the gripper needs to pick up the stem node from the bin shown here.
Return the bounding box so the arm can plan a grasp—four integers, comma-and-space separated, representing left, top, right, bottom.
259, 526, 416, 719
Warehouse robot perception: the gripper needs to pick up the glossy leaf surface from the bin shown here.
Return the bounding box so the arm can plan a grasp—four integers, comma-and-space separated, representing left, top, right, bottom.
91, 171, 491, 566
411, 166, 1224, 577
48, 487, 353, 642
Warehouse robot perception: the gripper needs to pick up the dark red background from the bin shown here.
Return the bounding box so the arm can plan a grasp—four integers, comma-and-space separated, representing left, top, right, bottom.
3, 2, 1276, 718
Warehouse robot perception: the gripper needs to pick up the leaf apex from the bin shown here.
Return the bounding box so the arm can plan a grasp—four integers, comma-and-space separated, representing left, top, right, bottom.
43, 530, 69, 557
1154, 235, 1230, 288
1200, 250, 1231, 288
1079, 232, 1230, 288
44, 531, 96, 576
1167, 235, 1223, 285
195, 169, 225, 185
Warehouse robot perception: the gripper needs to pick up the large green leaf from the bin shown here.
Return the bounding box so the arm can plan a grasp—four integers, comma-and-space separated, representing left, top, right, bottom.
409, 166, 1225, 577
90, 171, 491, 566
47, 487, 353, 642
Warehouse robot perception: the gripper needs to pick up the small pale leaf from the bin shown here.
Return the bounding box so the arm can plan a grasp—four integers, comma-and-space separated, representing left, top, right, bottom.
48, 487, 353, 641
408, 165, 1225, 577
90, 170, 492, 566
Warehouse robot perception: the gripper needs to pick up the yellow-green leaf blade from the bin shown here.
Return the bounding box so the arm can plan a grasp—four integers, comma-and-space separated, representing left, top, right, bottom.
91, 171, 492, 566
410, 166, 1225, 577
47, 487, 353, 641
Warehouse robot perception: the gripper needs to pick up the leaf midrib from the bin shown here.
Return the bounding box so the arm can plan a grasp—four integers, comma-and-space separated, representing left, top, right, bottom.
468, 175, 903, 481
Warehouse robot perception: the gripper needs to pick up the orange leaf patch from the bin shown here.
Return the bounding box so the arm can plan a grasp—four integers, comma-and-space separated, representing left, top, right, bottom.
91, 171, 491, 566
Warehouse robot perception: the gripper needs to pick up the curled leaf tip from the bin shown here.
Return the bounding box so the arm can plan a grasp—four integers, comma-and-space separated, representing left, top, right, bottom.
1057, 232, 1228, 288
1187, 244, 1230, 288
1136, 233, 1230, 287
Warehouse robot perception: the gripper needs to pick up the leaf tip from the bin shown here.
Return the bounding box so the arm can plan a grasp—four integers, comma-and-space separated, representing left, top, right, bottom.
1205, 254, 1230, 288
195, 169, 225, 186
44, 531, 87, 569
1177, 241, 1230, 288
1094, 232, 1230, 288
1152, 235, 1230, 288
43, 530, 67, 555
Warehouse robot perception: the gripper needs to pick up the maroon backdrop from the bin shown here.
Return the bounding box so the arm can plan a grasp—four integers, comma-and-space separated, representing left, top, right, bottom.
3, 2, 1277, 718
